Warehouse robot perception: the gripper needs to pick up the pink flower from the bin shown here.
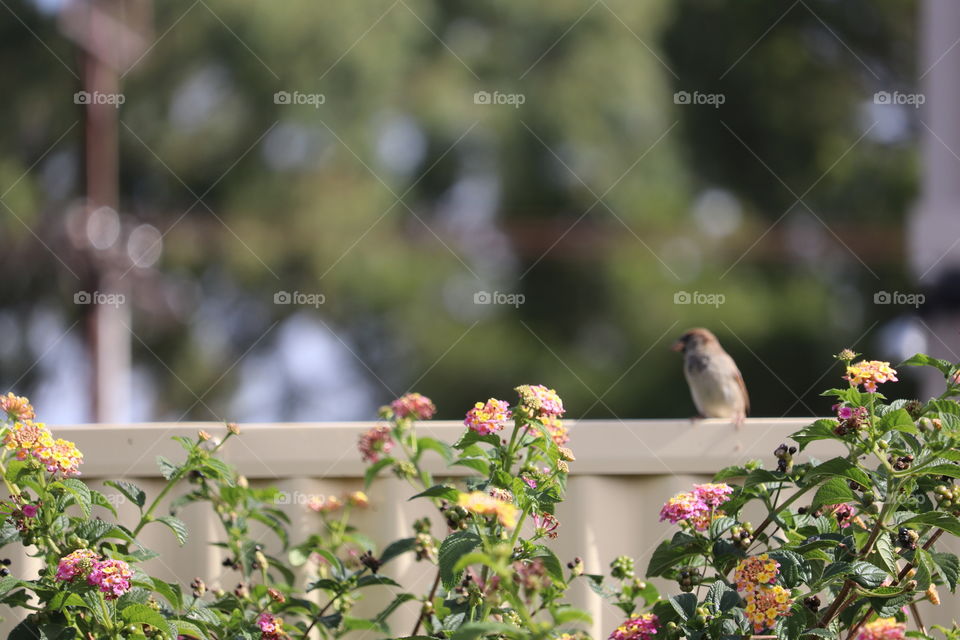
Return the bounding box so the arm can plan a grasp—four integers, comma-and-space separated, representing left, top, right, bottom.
256, 612, 285, 639
825, 503, 856, 528
464, 399, 512, 435
659, 491, 707, 525
855, 617, 906, 640
87, 558, 132, 599
845, 361, 898, 393
609, 614, 658, 640
358, 425, 393, 463
21, 504, 37, 518
56, 549, 100, 582
390, 393, 436, 420
515, 385, 565, 417
692, 483, 734, 508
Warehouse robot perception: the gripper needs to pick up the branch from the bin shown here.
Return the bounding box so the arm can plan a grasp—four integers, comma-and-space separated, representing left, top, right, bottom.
411, 569, 441, 636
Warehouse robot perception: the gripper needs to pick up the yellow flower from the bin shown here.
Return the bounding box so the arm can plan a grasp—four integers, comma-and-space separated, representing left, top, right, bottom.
457, 491, 519, 528
347, 491, 369, 508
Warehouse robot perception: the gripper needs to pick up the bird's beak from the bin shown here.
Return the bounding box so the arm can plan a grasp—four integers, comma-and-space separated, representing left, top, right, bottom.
671, 340, 684, 353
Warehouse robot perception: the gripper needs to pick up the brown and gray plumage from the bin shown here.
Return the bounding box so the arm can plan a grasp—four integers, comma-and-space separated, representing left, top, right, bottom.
672, 328, 749, 424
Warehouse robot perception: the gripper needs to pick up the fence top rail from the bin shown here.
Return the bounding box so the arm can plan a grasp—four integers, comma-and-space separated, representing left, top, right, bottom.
49, 418, 829, 478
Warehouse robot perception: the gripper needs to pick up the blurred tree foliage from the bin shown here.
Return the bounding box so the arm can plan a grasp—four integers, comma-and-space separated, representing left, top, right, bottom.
0, 0, 924, 421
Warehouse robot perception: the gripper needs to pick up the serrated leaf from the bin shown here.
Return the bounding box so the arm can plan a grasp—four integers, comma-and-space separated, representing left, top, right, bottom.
439, 531, 481, 589
848, 561, 887, 589
380, 537, 416, 565
932, 551, 959, 592
156, 456, 180, 481
154, 515, 188, 545
810, 477, 855, 511
58, 478, 91, 518
668, 593, 698, 621
901, 511, 960, 537
122, 603, 169, 630
104, 480, 146, 509
806, 457, 872, 489
409, 484, 460, 502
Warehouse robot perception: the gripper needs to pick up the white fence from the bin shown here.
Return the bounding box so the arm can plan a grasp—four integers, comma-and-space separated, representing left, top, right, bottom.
1, 418, 955, 637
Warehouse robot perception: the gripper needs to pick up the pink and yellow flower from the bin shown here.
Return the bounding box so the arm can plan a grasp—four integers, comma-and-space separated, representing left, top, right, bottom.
56, 549, 100, 582
743, 585, 792, 633
855, 617, 906, 640
515, 385, 565, 418
4, 421, 54, 459
464, 399, 512, 436
87, 558, 132, 599
824, 503, 856, 528
37, 438, 83, 476
845, 361, 898, 393
542, 416, 569, 446
346, 491, 369, 508
0, 393, 34, 421
358, 425, 394, 463
609, 613, 658, 640
257, 612, 286, 639
734, 554, 780, 594
457, 490, 519, 528
390, 393, 436, 420
658, 491, 707, 525
307, 495, 344, 514
692, 483, 734, 507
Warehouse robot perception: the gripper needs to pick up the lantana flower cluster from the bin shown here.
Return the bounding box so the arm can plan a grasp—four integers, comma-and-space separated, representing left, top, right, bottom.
464, 399, 512, 435
608, 613, 659, 640
0, 393, 35, 421
3, 420, 83, 476
457, 490, 519, 528
307, 491, 368, 514
256, 612, 286, 639
390, 393, 436, 420
357, 425, 394, 463
855, 617, 906, 640
55, 549, 132, 599
515, 384, 565, 418
734, 554, 792, 633
658, 483, 733, 531
844, 360, 898, 393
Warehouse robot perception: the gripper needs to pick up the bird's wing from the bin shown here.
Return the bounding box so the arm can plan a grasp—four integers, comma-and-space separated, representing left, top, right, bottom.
734, 368, 750, 416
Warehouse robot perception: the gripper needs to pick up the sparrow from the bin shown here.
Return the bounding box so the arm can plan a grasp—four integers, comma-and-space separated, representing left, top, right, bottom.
672, 328, 749, 426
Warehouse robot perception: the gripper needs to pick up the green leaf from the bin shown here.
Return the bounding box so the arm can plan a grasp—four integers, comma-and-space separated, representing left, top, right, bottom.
104, 480, 146, 509
848, 561, 887, 589
900, 353, 955, 376
453, 457, 491, 475
439, 531, 482, 589
364, 458, 394, 489
453, 430, 501, 450
156, 456, 180, 481
769, 550, 811, 588
373, 592, 417, 626
916, 462, 960, 479
706, 580, 734, 610
154, 515, 189, 545
805, 457, 872, 489
173, 619, 208, 640
553, 607, 592, 624
150, 578, 183, 610
409, 484, 460, 502
932, 551, 959, 592
57, 478, 92, 518
416, 437, 453, 462
380, 537, 416, 565
879, 409, 919, 435
88, 489, 119, 516
901, 512, 960, 537
122, 603, 169, 630
668, 593, 698, 621
356, 574, 401, 588
810, 477, 855, 511
744, 468, 787, 489
531, 545, 565, 583
793, 420, 841, 450
646, 536, 702, 577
